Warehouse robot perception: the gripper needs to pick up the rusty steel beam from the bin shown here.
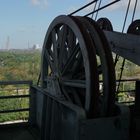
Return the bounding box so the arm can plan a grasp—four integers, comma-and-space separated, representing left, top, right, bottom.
104, 31, 140, 65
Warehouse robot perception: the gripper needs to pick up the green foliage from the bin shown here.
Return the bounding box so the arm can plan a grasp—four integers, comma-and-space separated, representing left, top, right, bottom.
115, 55, 140, 79
0, 50, 140, 122
0, 50, 41, 83
114, 55, 139, 103
0, 85, 30, 122
0, 50, 41, 122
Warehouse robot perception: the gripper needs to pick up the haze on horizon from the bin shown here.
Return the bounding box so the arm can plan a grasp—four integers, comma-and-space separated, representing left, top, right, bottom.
0, 0, 139, 50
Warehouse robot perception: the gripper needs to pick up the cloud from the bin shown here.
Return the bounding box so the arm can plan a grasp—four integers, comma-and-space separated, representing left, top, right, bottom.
31, 0, 40, 5
18, 28, 27, 33
30, 0, 48, 7
108, 0, 140, 12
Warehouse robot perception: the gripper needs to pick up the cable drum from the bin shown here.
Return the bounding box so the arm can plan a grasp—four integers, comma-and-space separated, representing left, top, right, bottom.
97, 18, 113, 31
41, 15, 116, 118
41, 15, 100, 118
127, 19, 140, 35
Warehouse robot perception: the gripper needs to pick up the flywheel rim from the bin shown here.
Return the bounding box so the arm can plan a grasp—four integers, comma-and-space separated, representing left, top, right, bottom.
41, 15, 99, 118
88, 17, 116, 116
75, 16, 116, 116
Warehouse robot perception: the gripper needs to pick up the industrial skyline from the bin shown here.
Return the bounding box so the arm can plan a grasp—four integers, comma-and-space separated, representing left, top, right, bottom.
0, 0, 139, 49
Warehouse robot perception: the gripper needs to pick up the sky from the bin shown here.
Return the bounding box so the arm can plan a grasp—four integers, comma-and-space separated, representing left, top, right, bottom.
0, 0, 139, 49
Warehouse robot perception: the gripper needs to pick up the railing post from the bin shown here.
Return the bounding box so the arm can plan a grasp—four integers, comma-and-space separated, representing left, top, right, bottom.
135, 80, 140, 115
29, 85, 37, 126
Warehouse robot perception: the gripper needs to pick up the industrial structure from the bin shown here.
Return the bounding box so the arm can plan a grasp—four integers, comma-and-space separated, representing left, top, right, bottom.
0, 0, 140, 140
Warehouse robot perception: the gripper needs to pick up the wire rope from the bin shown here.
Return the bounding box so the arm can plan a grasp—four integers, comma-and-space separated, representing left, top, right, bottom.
69, 0, 99, 15
116, 0, 138, 94
114, 0, 132, 67
131, 0, 138, 22
91, 1, 98, 18
95, 0, 102, 20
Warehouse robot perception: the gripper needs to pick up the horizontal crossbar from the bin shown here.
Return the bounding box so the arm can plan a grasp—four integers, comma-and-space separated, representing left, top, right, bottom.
0, 108, 29, 114
0, 95, 30, 99
0, 80, 32, 85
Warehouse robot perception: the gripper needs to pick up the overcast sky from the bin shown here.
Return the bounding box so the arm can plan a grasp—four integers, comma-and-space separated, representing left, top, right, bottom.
0, 0, 139, 49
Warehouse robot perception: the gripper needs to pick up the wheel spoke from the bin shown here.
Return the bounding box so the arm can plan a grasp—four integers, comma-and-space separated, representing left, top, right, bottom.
58, 25, 68, 69
98, 65, 102, 74
61, 44, 80, 75
48, 49, 54, 60
71, 51, 83, 76
51, 29, 59, 71
60, 79, 86, 88
69, 87, 83, 107
61, 86, 73, 102
44, 50, 55, 73
72, 70, 85, 79
67, 29, 76, 57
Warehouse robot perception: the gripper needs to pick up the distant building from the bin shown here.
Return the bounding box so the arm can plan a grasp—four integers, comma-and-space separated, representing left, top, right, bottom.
32, 44, 41, 50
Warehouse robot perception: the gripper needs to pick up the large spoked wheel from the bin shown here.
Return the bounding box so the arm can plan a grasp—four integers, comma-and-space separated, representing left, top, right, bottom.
97, 17, 113, 31
75, 16, 116, 116
127, 19, 140, 35
41, 15, 99, 118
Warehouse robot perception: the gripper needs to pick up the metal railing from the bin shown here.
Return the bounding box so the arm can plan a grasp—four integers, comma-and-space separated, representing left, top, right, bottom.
116, 79, 137, 104
0, 80, 32, 123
